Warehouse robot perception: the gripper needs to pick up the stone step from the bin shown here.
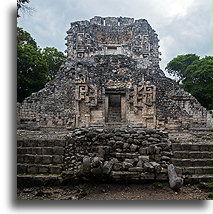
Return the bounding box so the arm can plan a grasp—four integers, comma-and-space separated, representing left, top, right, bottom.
17, 163, 63, 174
17, 174, 62, 187
17, 154, 63, 164
173, 151, 212, 159
17, 139, 65, 147
172, 158, 212, 167
172, 143, 211, 152
176, 166, 212, 175
17, 146, 64, 155
183, 174, 212, 183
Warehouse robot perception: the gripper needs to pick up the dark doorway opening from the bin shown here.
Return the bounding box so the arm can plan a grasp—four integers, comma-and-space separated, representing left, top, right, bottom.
107, 94, 121, 123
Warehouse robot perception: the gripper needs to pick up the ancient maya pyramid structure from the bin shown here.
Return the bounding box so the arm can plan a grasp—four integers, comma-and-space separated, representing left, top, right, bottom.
17, 16, 212, 130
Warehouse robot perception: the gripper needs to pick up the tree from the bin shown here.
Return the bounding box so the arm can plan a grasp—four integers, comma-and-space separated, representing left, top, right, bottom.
17, 44, 49, 102
166, 54, 212, 110
181, 56, 212, 110
17, 27, 37, 48
17, 28, 66, 102
165, 54, 200, 83
42, 47, 66, 79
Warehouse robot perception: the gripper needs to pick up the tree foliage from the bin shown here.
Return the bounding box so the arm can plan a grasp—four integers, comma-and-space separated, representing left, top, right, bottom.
17, 28, 66, 102
17, 27, 37, 48
42, 47, 66, 79
166, 54, 212, 110
165, 54, 200, 82
17, 44, 49, 102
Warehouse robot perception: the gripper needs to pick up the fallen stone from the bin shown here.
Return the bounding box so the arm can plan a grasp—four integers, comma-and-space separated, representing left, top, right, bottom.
150, 161, 162, 173
102, 161, 114, 174
92, 157, 103, 168
82, 156, 91, 173
122, 161, 133, 169
168, 164, 183, 191
143, 162, 154, 172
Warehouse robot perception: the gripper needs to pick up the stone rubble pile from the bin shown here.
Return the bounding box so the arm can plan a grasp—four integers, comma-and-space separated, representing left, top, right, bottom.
64, 127, 172, 181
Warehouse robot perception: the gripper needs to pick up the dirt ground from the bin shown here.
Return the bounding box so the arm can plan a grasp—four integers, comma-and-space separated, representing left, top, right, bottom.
17, 182, 212, 200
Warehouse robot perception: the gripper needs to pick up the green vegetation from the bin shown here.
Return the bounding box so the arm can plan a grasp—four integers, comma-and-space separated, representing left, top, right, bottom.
166, 54, 212, 110
153, 182, 163, 188
17, 27, 66, 102
42, 47, 66, 79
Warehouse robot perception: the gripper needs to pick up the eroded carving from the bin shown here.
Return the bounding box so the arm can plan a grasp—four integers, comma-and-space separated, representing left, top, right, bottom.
130, 79, 156, 110
75, 76, 98, 107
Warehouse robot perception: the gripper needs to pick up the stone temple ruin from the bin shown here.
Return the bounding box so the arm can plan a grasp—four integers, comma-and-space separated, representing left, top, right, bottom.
17, 16, 211, 130
17, 17, 212, 187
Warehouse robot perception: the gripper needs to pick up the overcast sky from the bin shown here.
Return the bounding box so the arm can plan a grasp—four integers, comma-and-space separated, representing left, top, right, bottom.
17, 0, 212, 76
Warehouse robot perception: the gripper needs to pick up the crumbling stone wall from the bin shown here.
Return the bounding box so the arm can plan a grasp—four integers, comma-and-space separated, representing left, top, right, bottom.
64, 127, 171, 181
17, 128, 172, 184
17, 128, 212, 186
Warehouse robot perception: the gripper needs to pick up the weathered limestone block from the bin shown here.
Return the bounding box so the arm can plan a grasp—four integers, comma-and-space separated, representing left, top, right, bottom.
52, 155, 63, 164
139, 147, 147, 155
113, 162, 123, 171
143, 162, 154, 172
38, 166, 49, 174
42, 156, 52, 164
130, 144, 138, 152
91, 157, 103, 168
161, 156, 170, 161
138, 155, 149, 162
122, 161, 133, 169
141, 172, 155, 180
128, 167, 144, 172
147, 145, 157, 155
150, 162, 162, 173
82, 156, 91, 173
102, 161, 114, 174
123, 143, 129, 149
97, 146, 105, 157
28, 165, 38, 174
148, 137, 160, 142
168, 164, 183, 191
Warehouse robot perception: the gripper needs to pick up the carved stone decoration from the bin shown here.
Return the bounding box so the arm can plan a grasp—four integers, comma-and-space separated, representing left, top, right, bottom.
75, 74, 98, 107
130, 79, 156, 110
85, 85, 98, 106
75, 73, 87, 84
142, 35, 150, 54
75, 84, 88, 101
77, 33, 85, 50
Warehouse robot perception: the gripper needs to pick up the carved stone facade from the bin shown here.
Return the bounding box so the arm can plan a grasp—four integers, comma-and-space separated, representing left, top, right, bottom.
65, 16, 161, 69
17, 16, 211, 130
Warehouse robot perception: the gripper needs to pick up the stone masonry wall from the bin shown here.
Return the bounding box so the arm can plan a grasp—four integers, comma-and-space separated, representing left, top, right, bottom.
17, 128, 172, 185
17, 128, 212, 186
64, 127, 172, 181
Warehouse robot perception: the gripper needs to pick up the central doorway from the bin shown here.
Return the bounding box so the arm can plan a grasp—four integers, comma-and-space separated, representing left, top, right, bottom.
108, 94, 121, 123
105, 89, 126, 124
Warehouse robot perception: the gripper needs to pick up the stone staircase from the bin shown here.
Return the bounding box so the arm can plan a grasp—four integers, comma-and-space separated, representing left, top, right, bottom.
17, 139, 65, 187
172, 143, 212, 183
108, 106, 121, 123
